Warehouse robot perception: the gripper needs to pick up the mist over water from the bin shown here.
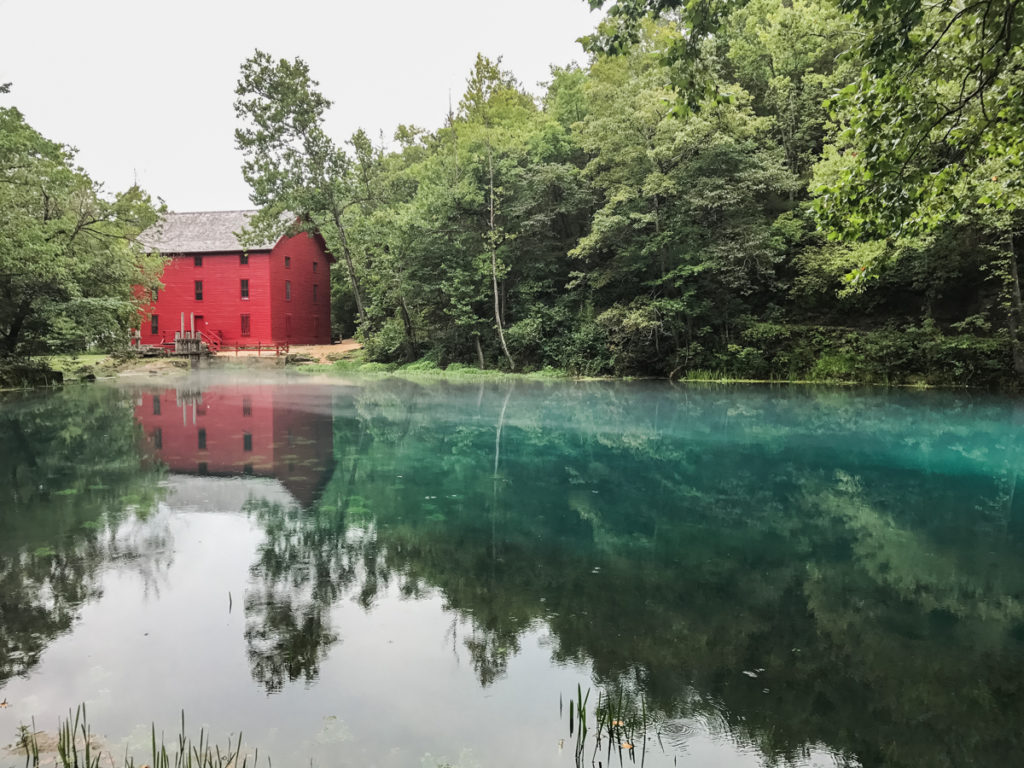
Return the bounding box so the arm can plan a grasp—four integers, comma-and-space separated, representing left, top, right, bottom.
2, 373, 1023, 767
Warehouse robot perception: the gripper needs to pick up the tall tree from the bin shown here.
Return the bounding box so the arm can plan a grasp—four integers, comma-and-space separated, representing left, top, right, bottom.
0, 103, 162, 357
234, 50, 369, 327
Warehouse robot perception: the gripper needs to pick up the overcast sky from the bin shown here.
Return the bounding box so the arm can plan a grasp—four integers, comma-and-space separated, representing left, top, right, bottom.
0, 0, 603, 211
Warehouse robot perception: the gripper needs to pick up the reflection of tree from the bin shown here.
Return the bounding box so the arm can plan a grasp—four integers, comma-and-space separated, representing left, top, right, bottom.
0, 387, 164, 687
244, 585, 338, 693
243, 496, 367, 693
244, 379, 1024, 765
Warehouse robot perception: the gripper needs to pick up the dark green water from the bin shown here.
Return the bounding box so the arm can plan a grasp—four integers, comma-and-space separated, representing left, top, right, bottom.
2, 374, 1024, 768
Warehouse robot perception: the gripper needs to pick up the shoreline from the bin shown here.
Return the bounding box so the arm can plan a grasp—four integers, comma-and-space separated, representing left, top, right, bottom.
1, 341, 1018, 392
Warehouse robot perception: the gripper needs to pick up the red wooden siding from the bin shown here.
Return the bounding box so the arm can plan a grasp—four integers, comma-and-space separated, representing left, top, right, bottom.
268, 231, 331, 344
134, 386, 334, 508
138, 231, 331, 346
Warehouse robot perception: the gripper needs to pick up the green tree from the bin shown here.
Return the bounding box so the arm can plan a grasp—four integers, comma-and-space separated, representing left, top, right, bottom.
0, 103, 163, 357
585, 0, 1024, 239
571, 24, 800, 373
234, 50, 369, 328
814, 0, 1024, 240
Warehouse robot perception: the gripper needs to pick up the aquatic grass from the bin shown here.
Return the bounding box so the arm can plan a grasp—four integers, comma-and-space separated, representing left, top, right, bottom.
564, 686, 657, 767
16, 721, 39, 768
56, 705, 99, 768
15, 706, 265, 768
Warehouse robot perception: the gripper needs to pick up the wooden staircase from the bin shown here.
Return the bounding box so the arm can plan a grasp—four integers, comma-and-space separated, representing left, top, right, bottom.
197, 328, 223, 352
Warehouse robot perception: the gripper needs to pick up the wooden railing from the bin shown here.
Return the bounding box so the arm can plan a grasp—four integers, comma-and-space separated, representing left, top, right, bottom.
197, 327, 223, 352
220, 341, 290, 356
133, 330, 289, 357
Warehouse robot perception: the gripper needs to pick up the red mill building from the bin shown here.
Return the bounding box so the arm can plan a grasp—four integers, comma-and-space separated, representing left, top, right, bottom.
137, 211, 332, 349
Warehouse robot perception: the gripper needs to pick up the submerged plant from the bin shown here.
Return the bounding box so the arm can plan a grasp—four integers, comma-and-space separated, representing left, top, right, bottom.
16, 721, 40, 768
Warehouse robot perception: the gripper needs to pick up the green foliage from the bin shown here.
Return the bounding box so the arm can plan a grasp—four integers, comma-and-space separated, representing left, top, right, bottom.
231, 1, 1024, 386
0, 104, 163, 358
234, 50, 372, 329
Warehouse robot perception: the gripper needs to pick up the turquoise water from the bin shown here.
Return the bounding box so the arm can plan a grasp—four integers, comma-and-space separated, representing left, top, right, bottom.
2, 373, 1023, 767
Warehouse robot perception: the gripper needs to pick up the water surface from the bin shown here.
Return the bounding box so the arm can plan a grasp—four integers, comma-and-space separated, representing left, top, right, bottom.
2, 374, 1023, 767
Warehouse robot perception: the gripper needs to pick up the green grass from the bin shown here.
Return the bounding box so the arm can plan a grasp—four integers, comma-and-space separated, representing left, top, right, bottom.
36, 354, 113, 374
296, 351, 576, 381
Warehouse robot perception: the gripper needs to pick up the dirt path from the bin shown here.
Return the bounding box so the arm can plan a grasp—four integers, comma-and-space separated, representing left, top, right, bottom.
279, 339, 361, 363
112, 339, 362, 377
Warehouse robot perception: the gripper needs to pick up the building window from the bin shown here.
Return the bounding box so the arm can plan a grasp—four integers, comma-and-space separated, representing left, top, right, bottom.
153, 427, 162, 450
285, 256, 291, 269
198, 462, 208, 475
242, 396, 252, 417
312, 284, 318, 303
198, 428, 207, 450
195, 281, 203, 301
240, 253, 249, 265
151, 314, 159, 335
313, 261, 318, 273
152, 287, 159, 301
240, 314, 251, 337
153, 395, 161, 416
241, 279, 249, 300
194, 255, 203, 267
242, 463, 254, 475
285, 280, 291, 301
243, 432, 253, 452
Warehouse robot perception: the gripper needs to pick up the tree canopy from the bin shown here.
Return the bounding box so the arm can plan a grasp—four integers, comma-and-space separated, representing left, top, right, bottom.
0, 101, 163, 358
233, 1, 1022, 385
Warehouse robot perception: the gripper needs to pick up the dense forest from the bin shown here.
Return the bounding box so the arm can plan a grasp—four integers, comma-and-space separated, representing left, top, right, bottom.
1, 0, 1022, 386
233, 0, 1024, 386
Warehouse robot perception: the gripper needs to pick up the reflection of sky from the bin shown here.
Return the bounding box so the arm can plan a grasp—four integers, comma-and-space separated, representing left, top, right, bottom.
0, 492, 814, 768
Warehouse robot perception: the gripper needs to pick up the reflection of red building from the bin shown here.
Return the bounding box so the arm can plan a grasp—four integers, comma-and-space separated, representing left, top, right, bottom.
134, 385, 334, 508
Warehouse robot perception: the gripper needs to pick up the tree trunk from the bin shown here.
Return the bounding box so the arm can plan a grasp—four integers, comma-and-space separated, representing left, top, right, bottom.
1007, 232, 1024, 380
653, 194, 667, 281
487, 143, 515, 371
398, 296, 416, 362
330, 210, 369, 328
1, 300, 31, 357
475, 334, 485, 369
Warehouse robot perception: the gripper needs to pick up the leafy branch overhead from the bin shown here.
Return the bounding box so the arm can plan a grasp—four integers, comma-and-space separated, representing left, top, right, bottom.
586, 0, 1024, 241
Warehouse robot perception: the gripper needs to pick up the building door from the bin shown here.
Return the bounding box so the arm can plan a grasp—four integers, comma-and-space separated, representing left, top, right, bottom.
285, 314, 292, 337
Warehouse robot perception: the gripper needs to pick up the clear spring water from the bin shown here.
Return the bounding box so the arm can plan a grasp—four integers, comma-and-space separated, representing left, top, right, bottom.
2, 372, 1023, 767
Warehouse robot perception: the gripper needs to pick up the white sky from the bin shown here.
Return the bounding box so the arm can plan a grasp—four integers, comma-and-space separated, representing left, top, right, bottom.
0, 0, 603, 211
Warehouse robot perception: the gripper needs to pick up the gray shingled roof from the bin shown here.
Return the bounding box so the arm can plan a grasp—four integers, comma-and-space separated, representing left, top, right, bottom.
138, 210, 279, 253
